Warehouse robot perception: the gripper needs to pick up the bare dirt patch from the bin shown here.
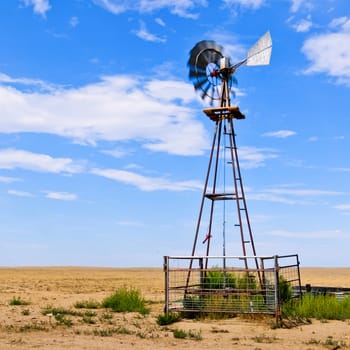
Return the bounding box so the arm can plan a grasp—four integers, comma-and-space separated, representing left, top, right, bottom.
0, 267, 349, 349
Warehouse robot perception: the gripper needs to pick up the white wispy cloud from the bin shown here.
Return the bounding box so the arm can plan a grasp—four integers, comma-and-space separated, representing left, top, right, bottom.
248, 192, 298, 205
116, 220, 147, 227
92, 0, 207, 18
1, 148, 205, 195
8, 189, 33, 197
22, 0, 51, 17
263, 187, 342, 197
90, 168, 203, 191
0, 149, 82, 174
223, 0, 265, 10
238, 146, 278, 169
262, 130, 296, 138
248, 184, 344, 205
155, 18, 165, 27
332, 167, 350, 172
0, 176, 21, 183
101, 148, 132, 159
289, 0, 313, 13
145, 79, 197, 103
0, 73, 207, 156
133, 21, 166, 43
302, 18, 350, 85
45, 191, 78, 201
270, 229, 346, 239
334, 204, 350, 214
0, 72, 59, 92
70, 16, 79, 27
293, 17, 313, 32
91, 0, 125, 14
329, 16, 350, 31
290, 0, 303, 13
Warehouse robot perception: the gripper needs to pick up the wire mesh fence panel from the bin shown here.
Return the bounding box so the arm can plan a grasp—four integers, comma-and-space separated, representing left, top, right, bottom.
164, 255, 301, 317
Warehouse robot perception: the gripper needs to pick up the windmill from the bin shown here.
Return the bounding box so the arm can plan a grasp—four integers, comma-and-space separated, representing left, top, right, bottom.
187, 32, 272, 271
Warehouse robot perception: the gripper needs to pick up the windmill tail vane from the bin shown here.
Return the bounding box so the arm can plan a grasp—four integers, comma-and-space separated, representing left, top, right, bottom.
246, 31, 272, 66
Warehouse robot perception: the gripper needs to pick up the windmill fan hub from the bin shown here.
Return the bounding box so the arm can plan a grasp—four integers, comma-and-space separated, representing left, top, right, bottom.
220, 57, 230, 70
209, 68, 219, 78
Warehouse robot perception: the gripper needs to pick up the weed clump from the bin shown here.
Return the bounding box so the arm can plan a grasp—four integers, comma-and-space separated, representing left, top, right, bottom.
101, 287, 149, 315
173, 328, 187, 339
173, 328, 202, 340
156, 312, 182, 325
93, 326, 133, 337
74, 299, 100, 309
9, 296, 30, 306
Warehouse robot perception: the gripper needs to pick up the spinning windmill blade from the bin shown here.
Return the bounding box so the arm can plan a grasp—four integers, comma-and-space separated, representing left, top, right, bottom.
188, 40, 226, 103
188, 40, 223, 71
188, 31, 272, 105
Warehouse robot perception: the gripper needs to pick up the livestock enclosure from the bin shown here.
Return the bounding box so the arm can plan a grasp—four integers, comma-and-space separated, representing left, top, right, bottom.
164, 254, 302, 321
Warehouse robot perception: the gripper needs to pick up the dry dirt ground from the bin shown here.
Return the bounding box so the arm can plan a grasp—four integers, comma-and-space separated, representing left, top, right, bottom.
0, 267, 349, 349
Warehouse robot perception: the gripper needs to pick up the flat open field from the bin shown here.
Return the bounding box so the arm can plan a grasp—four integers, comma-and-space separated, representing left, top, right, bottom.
0, 267, 349, 349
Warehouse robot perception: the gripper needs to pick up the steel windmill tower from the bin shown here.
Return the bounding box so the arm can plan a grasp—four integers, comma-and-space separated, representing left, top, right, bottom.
187, 32, 272, 270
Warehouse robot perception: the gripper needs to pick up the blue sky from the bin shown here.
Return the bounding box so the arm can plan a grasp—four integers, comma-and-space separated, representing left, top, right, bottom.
0, 0, 349, 267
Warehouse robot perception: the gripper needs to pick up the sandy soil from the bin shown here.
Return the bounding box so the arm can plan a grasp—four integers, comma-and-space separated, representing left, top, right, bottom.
0, 267, 349, 349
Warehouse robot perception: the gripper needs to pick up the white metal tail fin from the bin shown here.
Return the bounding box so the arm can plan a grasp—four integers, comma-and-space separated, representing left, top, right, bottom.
246, 31, 272, 66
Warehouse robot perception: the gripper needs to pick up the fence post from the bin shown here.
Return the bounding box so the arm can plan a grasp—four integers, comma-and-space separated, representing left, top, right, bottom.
199, 257, 204, 288
296, 254, 303, 300
274, 255, 281, 325
163, 256, 169, 314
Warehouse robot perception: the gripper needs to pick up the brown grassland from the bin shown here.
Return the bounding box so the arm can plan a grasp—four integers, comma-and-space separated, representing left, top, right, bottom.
0, 266, 349, 349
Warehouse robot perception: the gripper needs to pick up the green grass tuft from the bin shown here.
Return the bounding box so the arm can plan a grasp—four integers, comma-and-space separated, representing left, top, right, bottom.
173, 328, 187, 339
21, 309, 30, 316
9, 296, 30, 306
283, 294, 350, 320
54, 313, 73, 327
74, 299, 100, 309
101, 287, 150, 315
156, 313, 182, 325
173, 328, 202, 340
101, 287, 149, 314
42, 306, 80, 317
19, 321, 48, 332
93, 326, 133, 337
